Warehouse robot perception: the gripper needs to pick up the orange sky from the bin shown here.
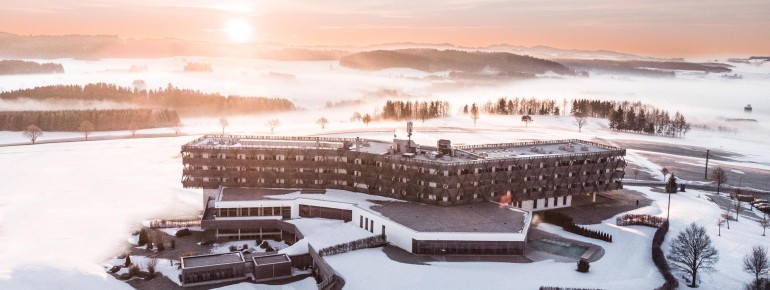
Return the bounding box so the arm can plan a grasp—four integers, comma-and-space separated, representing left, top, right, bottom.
1, 0, 769, 57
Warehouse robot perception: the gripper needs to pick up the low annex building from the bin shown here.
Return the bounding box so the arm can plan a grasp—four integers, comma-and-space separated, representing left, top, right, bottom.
202, 187, 531, 256
181, 134, 626, 210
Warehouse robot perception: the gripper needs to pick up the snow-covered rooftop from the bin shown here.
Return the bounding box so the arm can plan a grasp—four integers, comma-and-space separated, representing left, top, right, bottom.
371, 201, 527, 233
182, 252, 244, 268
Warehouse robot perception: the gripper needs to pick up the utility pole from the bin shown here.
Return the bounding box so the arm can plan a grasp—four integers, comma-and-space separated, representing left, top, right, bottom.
704, 149, 711, 180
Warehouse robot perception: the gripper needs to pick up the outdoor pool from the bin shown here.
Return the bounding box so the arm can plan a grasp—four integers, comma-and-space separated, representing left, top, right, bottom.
529, 238, 589, 258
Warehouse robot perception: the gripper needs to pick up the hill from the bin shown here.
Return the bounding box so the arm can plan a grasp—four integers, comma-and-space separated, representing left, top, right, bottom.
339, 49, 574, 76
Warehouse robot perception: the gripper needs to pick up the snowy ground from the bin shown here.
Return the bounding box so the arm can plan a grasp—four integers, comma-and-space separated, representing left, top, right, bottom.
0, 57, 768, 289
324, 186, 768, 290
281, 219, 377, 256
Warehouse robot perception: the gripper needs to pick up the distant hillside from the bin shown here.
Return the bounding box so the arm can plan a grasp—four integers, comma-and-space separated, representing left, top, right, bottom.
340, 49, 574, 76
0, 60, 64, 75
557, 59, 732, 77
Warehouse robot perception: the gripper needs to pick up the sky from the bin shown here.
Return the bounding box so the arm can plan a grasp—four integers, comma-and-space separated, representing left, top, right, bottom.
1, 0, 769, 57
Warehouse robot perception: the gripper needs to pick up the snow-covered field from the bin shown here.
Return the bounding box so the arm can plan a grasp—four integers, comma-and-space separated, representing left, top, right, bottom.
0, 57, 768, 289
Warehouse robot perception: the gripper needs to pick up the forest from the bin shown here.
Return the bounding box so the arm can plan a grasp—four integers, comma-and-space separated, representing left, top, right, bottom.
0, 83, 296, 116
0, 60, 64, 75
340, 49, 574, 75
0, 109, 180, 131
380, 100, 451, 122
469, 97, 691, 137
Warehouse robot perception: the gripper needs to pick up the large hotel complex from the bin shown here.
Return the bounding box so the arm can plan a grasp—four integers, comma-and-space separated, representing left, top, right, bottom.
178, 133, 626, 287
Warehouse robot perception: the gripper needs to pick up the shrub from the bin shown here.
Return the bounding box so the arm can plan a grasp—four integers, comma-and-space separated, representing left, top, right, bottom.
128, 264, 140, 277
175, 228, 192, 237
146, 258, 158, 275
260, 241, 268, 249
266, 246, 275, 252
146, 242, 154, 251
256, 239, 263, 245
242, 244, 249, 250
652, 221, 679, 290
228, 245, 238, 252
124, 255, 131, 267
577, 259, 590, 273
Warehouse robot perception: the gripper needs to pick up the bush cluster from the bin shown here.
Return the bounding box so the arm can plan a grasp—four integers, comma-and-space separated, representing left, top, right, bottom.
318, 235, 387, 257
651, 221, 679, 290
542, 212, 612, 243
616, 214, 665, 228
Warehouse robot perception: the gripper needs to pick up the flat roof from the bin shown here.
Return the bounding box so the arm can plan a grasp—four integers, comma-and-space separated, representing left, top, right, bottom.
219, 187, 297, 202
183, 135, 622, 165
252, 254, 291, 265
371, 201, 526, 233
182, 252, 244, 268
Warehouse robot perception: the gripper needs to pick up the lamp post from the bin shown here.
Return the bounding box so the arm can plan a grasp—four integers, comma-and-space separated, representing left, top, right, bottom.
704, 149, 710, 180
667, 190, 672, 221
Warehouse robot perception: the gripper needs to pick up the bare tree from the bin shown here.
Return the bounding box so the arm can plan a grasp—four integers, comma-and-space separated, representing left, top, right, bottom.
173, 121, 183, 136
573, 113, 588, 132
128, 121, 138, 138
362, 114, 372, 126
350, 112, 362, 122
724, 208, 731, 229
734, 200, 744, 222
267, 119, 280, 134
146, 258, 159, 275
743, 246, 769, 290
667, 222, 719, 287
711, 166, 728, 194
78, 120, 94, 141
23, 125, 43, 144
219, 117, 229, 135
760, 213, 769, 236
661, 167, 670, 182
470, 103, 479, 126
521, 115, 533, 127
316, 117, 329, 130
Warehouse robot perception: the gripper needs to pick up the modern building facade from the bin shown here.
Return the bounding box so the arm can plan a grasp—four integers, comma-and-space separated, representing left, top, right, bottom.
181, 135, 626, 210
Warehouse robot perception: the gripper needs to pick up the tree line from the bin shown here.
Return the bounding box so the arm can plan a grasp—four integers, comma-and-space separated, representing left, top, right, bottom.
0, 109, 180, 131
464, 97, 691, 138
0, 83, 296, 116
0, 60, 64, 75
380, 100, 451, 122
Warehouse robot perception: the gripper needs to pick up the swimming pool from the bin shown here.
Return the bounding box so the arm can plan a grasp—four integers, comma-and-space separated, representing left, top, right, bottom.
529, 238, 589, 258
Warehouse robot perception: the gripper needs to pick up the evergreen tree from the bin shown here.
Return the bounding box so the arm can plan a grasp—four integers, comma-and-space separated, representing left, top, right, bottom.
666, 174, 678, 193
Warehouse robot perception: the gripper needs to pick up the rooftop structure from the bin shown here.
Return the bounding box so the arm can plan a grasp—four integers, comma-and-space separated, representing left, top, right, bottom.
181, 252, 245, 269
371, 201, 526, 233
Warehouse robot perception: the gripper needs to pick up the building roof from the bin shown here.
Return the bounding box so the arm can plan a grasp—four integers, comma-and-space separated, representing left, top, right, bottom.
183, 135, 622, 166
371, 201, 527, 233
182, 252, 244, 269
219, 187, 297, 202
252, 254, 291, 265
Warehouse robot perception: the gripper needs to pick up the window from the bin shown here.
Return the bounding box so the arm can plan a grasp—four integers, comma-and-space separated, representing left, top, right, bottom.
552, 198, 557, 207
533, 200, 538, 209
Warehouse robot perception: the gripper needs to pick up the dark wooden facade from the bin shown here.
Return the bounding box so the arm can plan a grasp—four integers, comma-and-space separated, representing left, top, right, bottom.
182, 135, 626, 207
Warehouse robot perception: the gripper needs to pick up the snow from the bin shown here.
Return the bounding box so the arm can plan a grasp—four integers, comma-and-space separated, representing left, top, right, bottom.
267, 189, 403, 210
280, 219, 377, 256
209, 240, 289, 255
104, 255, 182, 285
731, 169, 745, 174
213, 277, 316, 290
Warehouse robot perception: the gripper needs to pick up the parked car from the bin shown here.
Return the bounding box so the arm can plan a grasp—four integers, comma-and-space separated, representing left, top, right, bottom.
751, 199, 768, 206
753, 202, 769, 208
756, 205, 770, 213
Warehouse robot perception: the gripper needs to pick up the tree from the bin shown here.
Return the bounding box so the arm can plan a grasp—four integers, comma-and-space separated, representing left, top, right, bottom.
124, 255, 131, 267
362, 114, 372, 126
667, 223, 719, 287
717, 218, 725, 236
521, 115, 533, 127
735, 200, 744, 222
350, 112, 362, 122
573, 113, 588, 132
711, 166, 728, 194
760, 213, 769, 237
23, 125, 43, 144
470, 103, 479, 126
661, 167, 670, 182
267, 119, 280, 134
743, 246, 769, 290
577, 258, 590, 273
219, 117, 229, 135
78, 120, 94, 140
316, 117, 329, 130
128, 121, 138, 138
463, 104, 469, 114
138, 228, 149, 246
666, 174, 678, 193
724, 208, 731, 229
146, 258, 159, 275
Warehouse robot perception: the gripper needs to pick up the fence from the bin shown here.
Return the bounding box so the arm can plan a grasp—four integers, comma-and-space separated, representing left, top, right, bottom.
318, 235, 387, 257
147, 219, 200, 229
616, 214, 665, 228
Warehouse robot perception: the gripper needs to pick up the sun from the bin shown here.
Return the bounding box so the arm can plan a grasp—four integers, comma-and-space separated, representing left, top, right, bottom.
223, 18, 253, 43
